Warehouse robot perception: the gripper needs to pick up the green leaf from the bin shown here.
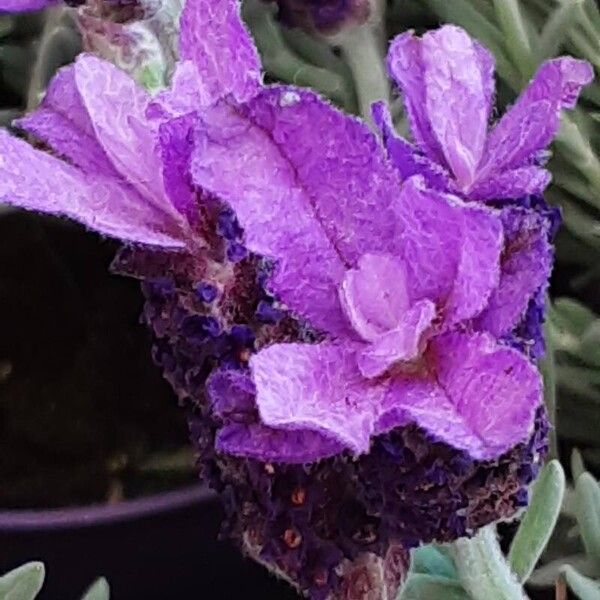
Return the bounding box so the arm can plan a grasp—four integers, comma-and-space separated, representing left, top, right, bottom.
575, 473, 600, 561
451, 526, 526, 600
536, 0, 583, 62
399, 574, 470, 600
563, 565, 600, 600
552, 298, 598, 338
81, 577, 110, 600
508, 460, 566, 582
0, 562, 45, 600
573, 449, 588, 482
529, 554, 600, 588
411, 545, 458, 580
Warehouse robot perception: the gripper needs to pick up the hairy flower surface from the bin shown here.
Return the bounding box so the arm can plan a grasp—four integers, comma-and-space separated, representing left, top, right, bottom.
0, 0, 592, 597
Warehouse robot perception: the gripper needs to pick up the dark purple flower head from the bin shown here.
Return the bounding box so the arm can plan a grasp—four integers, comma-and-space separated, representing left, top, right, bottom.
264, 0, 371, 34
0, 1, 591, 597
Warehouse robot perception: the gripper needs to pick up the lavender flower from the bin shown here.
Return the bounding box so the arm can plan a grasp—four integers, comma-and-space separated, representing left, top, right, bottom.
0, 1, 592, 597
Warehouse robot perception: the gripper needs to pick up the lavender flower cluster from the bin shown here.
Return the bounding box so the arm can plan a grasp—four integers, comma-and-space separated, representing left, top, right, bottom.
0, 0, 593, 597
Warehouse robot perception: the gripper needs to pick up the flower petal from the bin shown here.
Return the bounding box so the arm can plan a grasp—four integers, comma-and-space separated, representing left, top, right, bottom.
469, 166, 552, 201
250, 341, 384, 454
73, 54, 175, 216
339, 253, 410, 342
15, 65, 118, 177
420, 26, 493, 187
395, 177, 502, 325
216, 423, 343, 463
179, 0, 262, 105
477, 57, 593, 181
372, 101, 454, 191
0, 0, 56, 11
192, 86, 403, 336
0, 129, 186, 247
357, 299, 436, 379
475, 207, 553, 337
377, 332, 542, 460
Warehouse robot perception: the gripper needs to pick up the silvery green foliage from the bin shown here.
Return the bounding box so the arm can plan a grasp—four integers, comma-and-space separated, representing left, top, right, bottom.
0, 563, 109, 600
399, 460, 566, 599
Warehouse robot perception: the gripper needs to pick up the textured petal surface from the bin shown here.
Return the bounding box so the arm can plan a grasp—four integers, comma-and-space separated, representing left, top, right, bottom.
372, 101, 454, 191
377, 332, 541, 460
73, 54, 174, 215
470, 166, 552, 201
394, 178, 502, 325
250, 341, 385, 454
192, 87, 403, 335
0, 130, 185, 247
475, 208, 553, 337
179, 0, 261, 105
357, 299, 435, 379
339, 253, 410, 342
420, 26, 492, 187
477, 57, 593, 180
15, 65, 118, 177
217, 423, 343, 463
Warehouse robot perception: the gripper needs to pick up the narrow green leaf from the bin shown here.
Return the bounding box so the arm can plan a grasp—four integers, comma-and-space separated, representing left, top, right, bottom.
411, 545, 458, 580
529, 554, 600, 588
0, 562, 45, 600
563, 565, 600, 600
575, 473, 600, 561
399, 574, 470, 600
452, 526, 526, 600
81, 577, 110, 600
553, 298, 598, 338
537, 0, 583, 61
492, 0, 537, 79
508, 460, 566, 582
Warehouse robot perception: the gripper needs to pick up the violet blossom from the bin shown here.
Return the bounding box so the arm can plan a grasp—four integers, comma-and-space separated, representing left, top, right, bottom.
0, 0, 593, 597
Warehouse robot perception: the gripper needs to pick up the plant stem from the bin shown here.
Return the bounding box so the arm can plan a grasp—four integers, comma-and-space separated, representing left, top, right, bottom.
336, 23, 390, 127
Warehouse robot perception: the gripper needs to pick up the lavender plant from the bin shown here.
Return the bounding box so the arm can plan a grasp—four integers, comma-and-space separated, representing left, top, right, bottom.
0, 0, 594, 598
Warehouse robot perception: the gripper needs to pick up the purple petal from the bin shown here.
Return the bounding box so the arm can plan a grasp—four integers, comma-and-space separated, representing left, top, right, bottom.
15, 65, 118, 177
357, 299, 435, 379
0, 0, 56, 11
477, 57, 593, 181
0, 130, 186, 248
216, 423, 343, 463
157, 114, 198, 224
469, 166, 552, 201
179, 0, 261, 105
387, 32, 446, 165
191, 87, 403, 336
206, 368, 256, 419
372, 101, 454, 192
338, 253, 410, 342
395, 177, 502, 325
475, 208, 553, 337
378, 332, 541, 460
250, 341, 384, 454
420, 26, 493, 187
72, 54, 176, 217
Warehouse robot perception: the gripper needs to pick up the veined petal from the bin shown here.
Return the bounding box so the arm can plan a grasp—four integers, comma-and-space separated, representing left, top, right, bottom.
420, 26, 493, 187
250, 341, 385, 455
394, 177, 502, 325
357, 299, 436, 379
0, 0, 56, 11
372, 101, 454, 191
477, 57, 593, 180
475, 207, 553, 337
377, 332, 541, 460
191, 86, 403, 336
469, 166, 552, 201
216, 423, 343, 463
0, 129, 186, 248
15, 65, 118, 177
179, 0, 261, 105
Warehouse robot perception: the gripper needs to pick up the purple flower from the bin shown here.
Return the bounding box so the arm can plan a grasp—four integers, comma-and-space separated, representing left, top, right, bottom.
0, 1, 592, 597
373, 26, 593, 202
